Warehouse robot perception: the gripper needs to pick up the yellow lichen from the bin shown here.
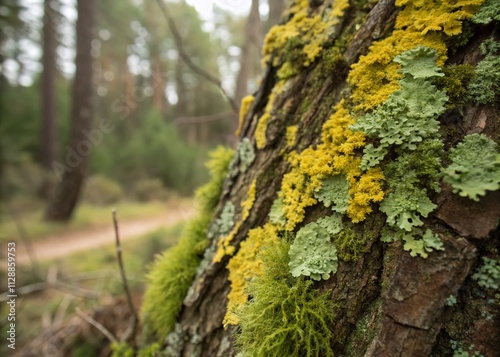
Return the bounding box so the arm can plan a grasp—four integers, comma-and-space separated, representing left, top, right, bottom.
348, 0, 483, 111
262, 0, 349, 68
286, 125, 299, 148
236, 95, 255, 136
214, 180, 258, 263
224, 223, 279, 326
241, 179, 257, 221
255, 113, 271, 149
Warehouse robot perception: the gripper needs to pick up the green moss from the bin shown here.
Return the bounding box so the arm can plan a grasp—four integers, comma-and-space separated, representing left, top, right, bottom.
333, 223, 365, 262
435, 64, 475, 109
195, 146, 234, 213
140, 214, 211, 341
235, 239, 335, 357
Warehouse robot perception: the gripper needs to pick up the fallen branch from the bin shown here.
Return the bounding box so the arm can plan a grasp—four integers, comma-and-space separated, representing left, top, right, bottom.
112, 209, 138, 344
155, 0, 239, 113
76, 308, 117, 343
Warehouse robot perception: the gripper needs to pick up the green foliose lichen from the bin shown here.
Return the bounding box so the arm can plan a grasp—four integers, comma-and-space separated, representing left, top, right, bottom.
472, 0, 500, 24
443, 134, 500, 201
472, 257, 500, 290
314, 174, 350, 214
467, 37, 500, 104
289, 220, 339, 281
238, 138, 256, 173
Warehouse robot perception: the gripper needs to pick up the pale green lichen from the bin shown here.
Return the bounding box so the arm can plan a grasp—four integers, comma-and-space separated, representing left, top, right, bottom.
381, 226, 444, 258
238, 138, 256, 173
215, 202, 235, 235
269, 196, 287, 226
467, 38, 500, 104
314, 174, 350, 214
443, 134, 500, 201
472, 257, 500, 290
472, 0, 500, 24
288, 219, 339, 281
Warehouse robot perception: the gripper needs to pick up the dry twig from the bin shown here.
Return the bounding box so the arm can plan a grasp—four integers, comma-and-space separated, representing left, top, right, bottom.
155, 0, 239, 113
112, 209, 138, 344
76, 308, 117, 343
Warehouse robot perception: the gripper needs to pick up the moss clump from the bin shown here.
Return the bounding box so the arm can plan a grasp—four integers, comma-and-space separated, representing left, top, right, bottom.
333, 223, 365, 262
140, 214, 211, 341
235, 239, 335, 357
141, 146, 233, 341
435, 64, 475, 109
195, 146, 235, 213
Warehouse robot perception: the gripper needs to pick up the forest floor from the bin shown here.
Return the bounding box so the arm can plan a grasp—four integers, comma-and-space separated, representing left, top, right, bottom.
11, 201, 196, 265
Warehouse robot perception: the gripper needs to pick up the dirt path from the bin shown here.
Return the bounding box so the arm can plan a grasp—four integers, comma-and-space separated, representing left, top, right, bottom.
13, 203, 196, 265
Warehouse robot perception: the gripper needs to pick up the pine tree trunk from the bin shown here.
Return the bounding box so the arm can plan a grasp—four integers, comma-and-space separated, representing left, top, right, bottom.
40, 0, 58, 198
45, 0, 95, 222
162, 0, 499, 356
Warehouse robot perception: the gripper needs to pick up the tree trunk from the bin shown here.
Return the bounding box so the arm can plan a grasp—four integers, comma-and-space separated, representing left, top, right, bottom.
40, 0, 58, 198
45, 0, 95, 222
160, 0, 499, 356
266, 0, 284, 30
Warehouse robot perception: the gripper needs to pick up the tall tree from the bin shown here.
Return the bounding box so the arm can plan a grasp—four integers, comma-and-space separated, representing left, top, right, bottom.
266, 0, 285, 31
45, 0, 95, 221
140, 0, 500, 356
40, 0, 58, 198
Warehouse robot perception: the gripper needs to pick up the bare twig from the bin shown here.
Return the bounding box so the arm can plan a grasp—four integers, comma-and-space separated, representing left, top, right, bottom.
76, 308, 117, 343
112, 209, 138, 344
155, 0, 239, 113
54, 294, 74, 326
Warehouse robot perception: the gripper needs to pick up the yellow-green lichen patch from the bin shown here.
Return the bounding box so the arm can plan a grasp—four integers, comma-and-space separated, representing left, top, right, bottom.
255, 113, 271, 149
348, 0, 483, 111
286, 125, 299, 148
214, 179, 258, 263
263, 0, 349, 69
236, 95, 255, 136
278, 101, 384, 230
224, 223, 279, 326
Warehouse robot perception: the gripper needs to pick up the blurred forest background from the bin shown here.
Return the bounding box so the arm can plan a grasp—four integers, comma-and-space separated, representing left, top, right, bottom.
1, 0, 283, 215
0, 0, 284, 353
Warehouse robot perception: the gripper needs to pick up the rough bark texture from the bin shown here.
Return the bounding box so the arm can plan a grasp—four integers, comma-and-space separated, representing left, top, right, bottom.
45, 0, 95, 221
164, 1, 500, 356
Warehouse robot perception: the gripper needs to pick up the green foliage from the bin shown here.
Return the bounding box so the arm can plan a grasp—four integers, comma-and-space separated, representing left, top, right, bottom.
443, 134, 500, 201
214, 202, 235, 235
195, 146, 234, 213
82, 175, 123, 205
235, 239, 335, 357
269, 196, 287, 226
468, 38, 500, 104
238, 138, 256, 173
472, 257, 500, 290
140, 214, 211, 341
111, 342, 134, 357
314, 174, 350, 213
289, 221, 338, 280
132, 178, 170, 202
472, 0, 500, 24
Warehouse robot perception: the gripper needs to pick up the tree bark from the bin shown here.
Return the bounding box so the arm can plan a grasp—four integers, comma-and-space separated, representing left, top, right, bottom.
162, 0, 500, 356
40, 0, 58, 198
45, 0, 95, 222
234, 0, 263, 107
